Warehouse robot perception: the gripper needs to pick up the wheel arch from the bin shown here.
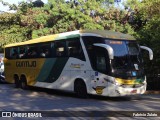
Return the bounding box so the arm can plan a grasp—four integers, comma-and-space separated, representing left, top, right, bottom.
20, 74, 27, 82
74, 78, 88, 93
13, 74, 19, 80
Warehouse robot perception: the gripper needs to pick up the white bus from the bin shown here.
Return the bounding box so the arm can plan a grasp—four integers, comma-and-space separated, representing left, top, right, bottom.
4, 30, 153, 97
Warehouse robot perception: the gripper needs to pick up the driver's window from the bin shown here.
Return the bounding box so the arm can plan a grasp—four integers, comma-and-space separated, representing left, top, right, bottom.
96, 56, 107, 73
94, 46, 111, 75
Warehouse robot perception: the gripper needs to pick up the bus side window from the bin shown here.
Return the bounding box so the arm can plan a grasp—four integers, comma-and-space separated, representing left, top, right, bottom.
39, 43, 51, 58
44, 48, 51, 58
11, 48, 18, 59
5, 48, 11, 59
82, 36, 104, 69
94, 46, 111, 75
51, 42, 55, 57
67, 39, 85, 61
55, 41, 66, 57
26, 46, 38, 58
19, 47, 26, 59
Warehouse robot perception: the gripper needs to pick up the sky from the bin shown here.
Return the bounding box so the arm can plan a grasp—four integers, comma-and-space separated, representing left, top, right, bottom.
0, 0, 48, 12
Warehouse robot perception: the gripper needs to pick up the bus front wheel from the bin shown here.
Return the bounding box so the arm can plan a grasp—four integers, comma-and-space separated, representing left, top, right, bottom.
74, 80, 87, 98
20, 76, 28, 90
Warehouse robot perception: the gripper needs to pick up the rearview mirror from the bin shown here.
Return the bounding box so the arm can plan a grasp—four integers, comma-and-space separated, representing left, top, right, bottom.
93, 43, 114, 59
140, 46, 153, 60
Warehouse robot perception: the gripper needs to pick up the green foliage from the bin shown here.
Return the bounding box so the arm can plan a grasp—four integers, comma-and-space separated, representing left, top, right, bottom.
124, 0, 160, 75
123, 0, 140, 10
44, 0, 134, 35
33, 0, 44, 7
32, 28, 51, 38
35, 13, 48, 26
0, 0, 135, 47
0, 25, 30, 46
0, 12, 20, 24
0, 0, 160, 85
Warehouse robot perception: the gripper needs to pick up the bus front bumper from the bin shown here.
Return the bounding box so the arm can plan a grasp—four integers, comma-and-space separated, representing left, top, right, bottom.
114, 83, 147, 96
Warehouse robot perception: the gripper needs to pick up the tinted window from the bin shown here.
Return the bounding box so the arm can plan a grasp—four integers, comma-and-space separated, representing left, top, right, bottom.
10, 47, 19, 59
67, 39, 85, 61
19, 46, 26, 59
25, 46, 38, 58
39, 43, 51, 58
94, 46, 111, 74
5, 48, 10, 59
55, 41, 66, 57
82, 36, 104, 69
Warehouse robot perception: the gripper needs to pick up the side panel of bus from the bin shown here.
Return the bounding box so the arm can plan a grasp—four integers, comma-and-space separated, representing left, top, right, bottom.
4, 36, 93, 93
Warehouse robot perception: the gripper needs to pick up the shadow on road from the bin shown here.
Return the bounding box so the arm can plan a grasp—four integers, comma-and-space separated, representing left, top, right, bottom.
1, 83, 157, 102
0, 83, 160, 112
26, 86, 134, 102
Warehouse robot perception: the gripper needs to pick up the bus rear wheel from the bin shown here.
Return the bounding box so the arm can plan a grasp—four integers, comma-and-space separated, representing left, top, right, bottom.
20, 76, 28, 90
74, 80, 87, 98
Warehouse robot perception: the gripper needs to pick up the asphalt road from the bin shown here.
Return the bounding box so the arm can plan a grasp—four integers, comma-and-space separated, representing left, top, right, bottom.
0, 83, 160, 120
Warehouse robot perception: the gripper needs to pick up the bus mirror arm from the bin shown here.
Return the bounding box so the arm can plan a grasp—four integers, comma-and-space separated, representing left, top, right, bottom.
93, 43, 114, 60
140, 46, 153, 60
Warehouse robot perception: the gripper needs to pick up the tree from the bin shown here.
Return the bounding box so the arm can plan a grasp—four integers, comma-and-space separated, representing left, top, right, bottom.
44, 0, 134, 34
0, 0, 135, 47
137, 0, 160, 75
33, 0, 44, 7
123, 0, 160, 77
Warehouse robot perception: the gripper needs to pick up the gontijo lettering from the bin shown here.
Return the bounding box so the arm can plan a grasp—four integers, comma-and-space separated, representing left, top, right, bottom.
16, 61, 36, 67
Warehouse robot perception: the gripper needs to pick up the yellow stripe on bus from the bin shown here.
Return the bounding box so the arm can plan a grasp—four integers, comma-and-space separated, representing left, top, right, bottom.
115, 78, 142, 85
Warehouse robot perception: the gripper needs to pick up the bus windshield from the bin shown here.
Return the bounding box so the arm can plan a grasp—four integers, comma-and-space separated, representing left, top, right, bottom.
105, 40, 144, 79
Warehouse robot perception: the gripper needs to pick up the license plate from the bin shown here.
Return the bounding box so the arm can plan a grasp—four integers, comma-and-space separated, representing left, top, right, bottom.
131, 90, 137, 93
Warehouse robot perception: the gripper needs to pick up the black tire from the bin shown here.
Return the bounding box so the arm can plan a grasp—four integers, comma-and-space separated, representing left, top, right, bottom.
20, 76, 28, 90
74, 80, 87, 98
14, 75, 20, 88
